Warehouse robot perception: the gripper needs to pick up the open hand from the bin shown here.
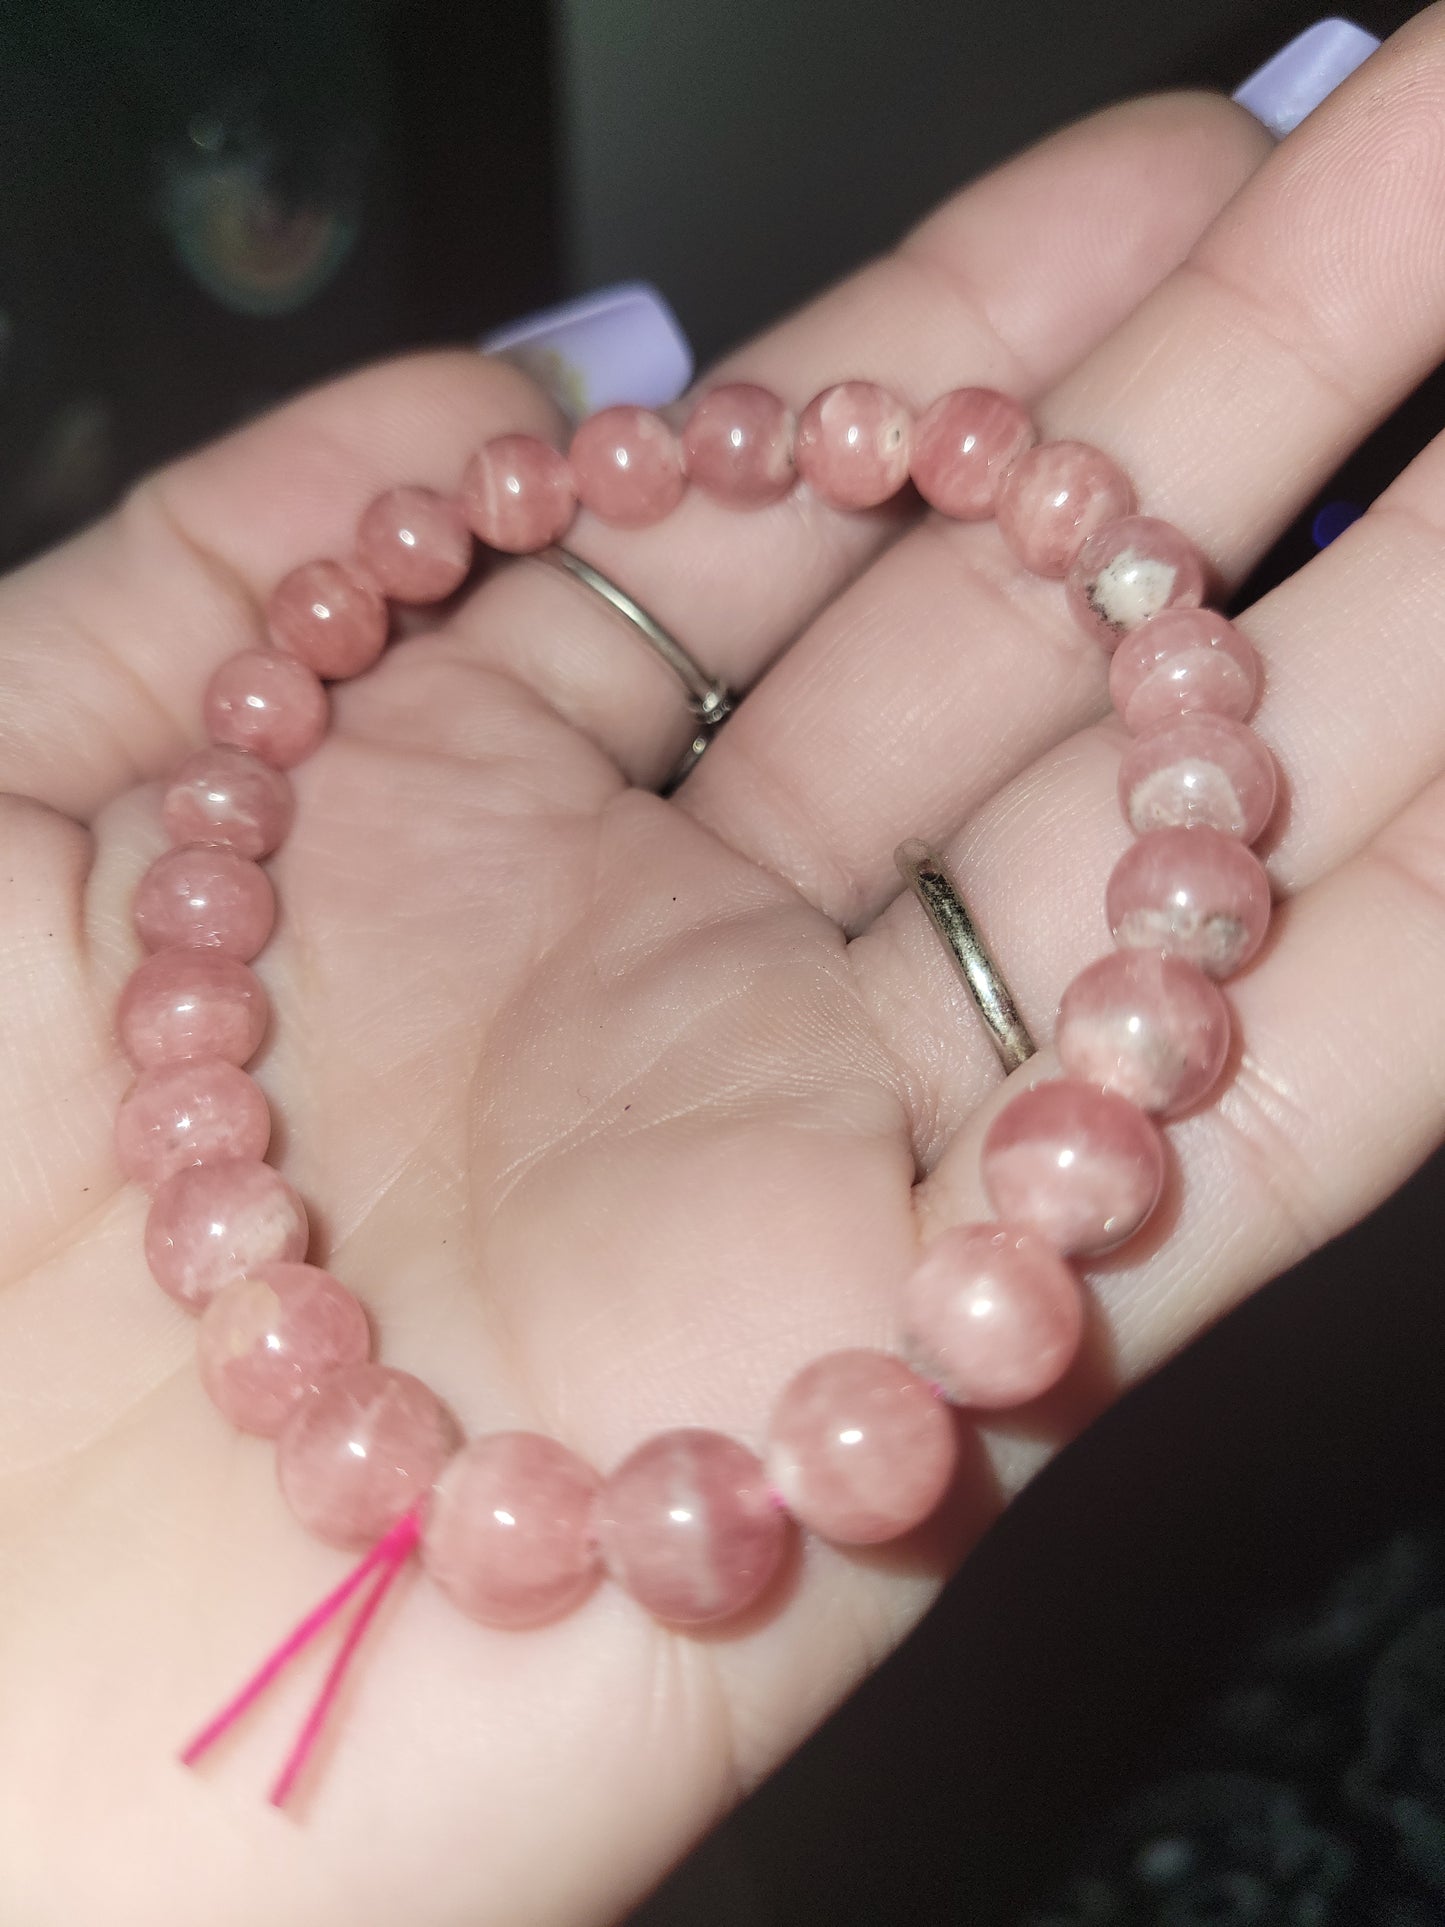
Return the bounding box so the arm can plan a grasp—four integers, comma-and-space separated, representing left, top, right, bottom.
2, 16, 1444, 1923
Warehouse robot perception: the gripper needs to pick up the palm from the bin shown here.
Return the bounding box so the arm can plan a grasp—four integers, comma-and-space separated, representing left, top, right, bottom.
6, 22, 1445, 1923
6, 640, 928, 1920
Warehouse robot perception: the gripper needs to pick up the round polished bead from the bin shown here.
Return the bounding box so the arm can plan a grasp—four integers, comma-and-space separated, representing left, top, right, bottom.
145, 1158, 308, 1311
198, 1262, 371, 1437
461, 435, 577, 552
1107, 826, 1272, 979
794, 381, 912, 510
117, 948, 267, 1069
995, 440, 1136, 578
910, 387, 1035, 520
266, 559, 388, 679
594, 1429, 787, 1626
569, 406, 686, 527
422, 1432, 603, 1628
765, 1350, 955, 1545
681, 383, 796, 507
161, 746, 293, 860
132, 844, 275, 960
115, 1058, 270, 1189
1119, 715, 1277, 842
1065, 514, 1207, 649
900, 1223, 1085, 1408
1056, 949, 1231, 1117
276, 1362, 460, 1550
204, 651, 328, 770
981, 1079, 1165, 1256
1110, 607, 1261, 735
356, 486, 472, 603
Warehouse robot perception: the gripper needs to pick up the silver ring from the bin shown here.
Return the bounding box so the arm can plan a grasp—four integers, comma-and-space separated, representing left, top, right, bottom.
532, 547, 733, 789
895, 839, 1036, 1073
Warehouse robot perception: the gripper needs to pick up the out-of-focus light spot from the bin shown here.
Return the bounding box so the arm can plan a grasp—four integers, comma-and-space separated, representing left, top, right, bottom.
158, 101, 365, 317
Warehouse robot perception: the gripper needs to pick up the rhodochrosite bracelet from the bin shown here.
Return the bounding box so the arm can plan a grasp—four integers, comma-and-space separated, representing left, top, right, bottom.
113, 377, 1272, 1804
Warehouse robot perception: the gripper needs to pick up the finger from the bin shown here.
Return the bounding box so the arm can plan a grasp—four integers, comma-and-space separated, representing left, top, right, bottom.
438, 90, 1269, 785
907, 766, 1445, 1499
840, 391, 1445, 1498
686, 8, 1445, 921
0, 352, 561, 819
0, 95, 1263, 818
849, 383, 1445, 1152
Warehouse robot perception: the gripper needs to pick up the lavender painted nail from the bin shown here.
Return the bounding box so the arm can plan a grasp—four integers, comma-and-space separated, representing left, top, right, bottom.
1233, 19, 1380, 137
479, 281, 693, 419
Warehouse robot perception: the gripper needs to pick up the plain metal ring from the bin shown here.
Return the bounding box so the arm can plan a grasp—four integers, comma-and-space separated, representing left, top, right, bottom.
895, 839, 1037, 1073
531, 547, 733, 790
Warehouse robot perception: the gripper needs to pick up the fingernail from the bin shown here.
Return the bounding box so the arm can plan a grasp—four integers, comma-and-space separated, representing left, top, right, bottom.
1232, 18, 1380, 138
478, 282, 693, 420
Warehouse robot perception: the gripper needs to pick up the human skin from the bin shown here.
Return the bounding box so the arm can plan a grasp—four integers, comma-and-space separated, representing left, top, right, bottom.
4, 12, 1445, 1923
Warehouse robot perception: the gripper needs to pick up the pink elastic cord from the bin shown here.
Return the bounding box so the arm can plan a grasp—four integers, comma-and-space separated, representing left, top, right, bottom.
179, 1507, 422, 1807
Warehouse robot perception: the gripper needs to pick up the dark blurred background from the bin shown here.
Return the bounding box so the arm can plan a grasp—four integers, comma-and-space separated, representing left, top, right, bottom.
5, 1, 1445, 1920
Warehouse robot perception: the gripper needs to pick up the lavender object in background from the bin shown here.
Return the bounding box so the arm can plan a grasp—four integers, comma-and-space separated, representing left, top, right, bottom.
479, 282, 693, 419
1232, 17, 1380, 135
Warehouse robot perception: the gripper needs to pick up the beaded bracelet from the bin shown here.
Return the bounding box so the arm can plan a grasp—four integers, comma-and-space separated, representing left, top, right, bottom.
111, 376, 1271, 1805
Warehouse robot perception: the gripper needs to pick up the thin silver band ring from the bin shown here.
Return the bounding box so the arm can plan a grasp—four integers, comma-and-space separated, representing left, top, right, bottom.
895, 839, 1037, 1073
532, 547, 733, 788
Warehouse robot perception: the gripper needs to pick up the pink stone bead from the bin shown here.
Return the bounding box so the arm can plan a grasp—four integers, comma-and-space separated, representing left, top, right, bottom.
132, 844, 275, 960
681, 382, 796, 507
1109, 607, 1261, 735
995, 440, 1136, 579
765, 1350, 955, 1545
145, 1158, 308, 1311
980, 1079, 1165, 1257
593, 1429, 787, 1626
356, 486, 472, 603
1056, 950, 1231, 1117
205, 650, 328, 770
910, 387, 1035, 521
1118, 715, 1277, 843
569, 406, 686, 527
900, 1223, 1085, 1408
1065, 515, 1207, 649
422, 1432, 603, 1628
115, 1058, 270, 1189
117, 948, 267, 1069
1107, 826, 1272, 979
276, 1362, 460, 1550
197, 1262, 371, 1437
461, 435, 577, 552
266, 559, 388, 679
161, 746, 294, 860
794, 381, 913, 510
